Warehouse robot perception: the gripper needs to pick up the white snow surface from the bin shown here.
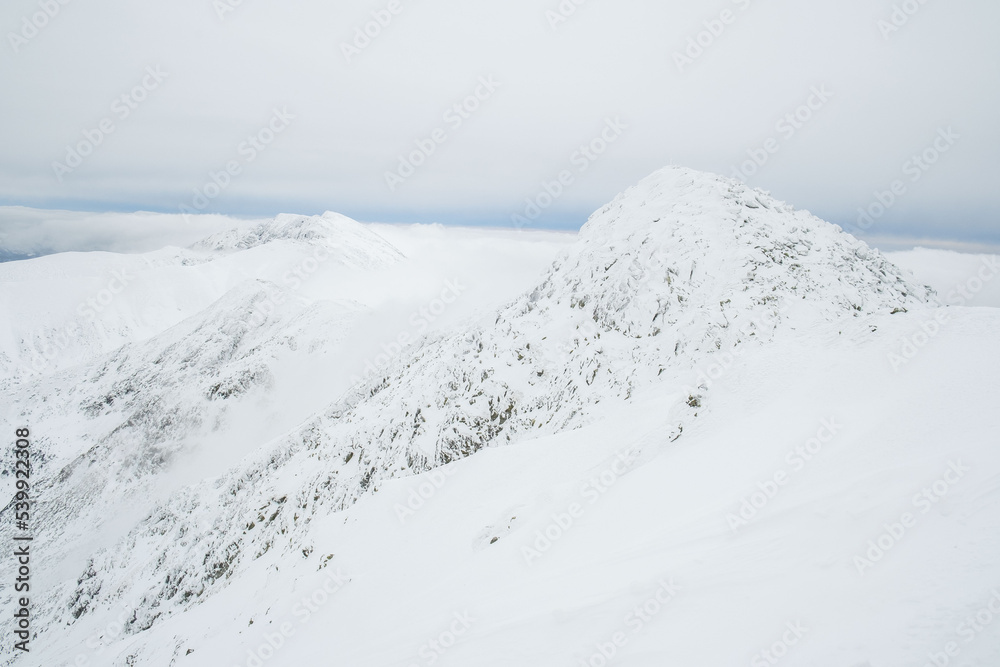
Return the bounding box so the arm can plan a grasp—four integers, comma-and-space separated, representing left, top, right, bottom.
0, 166, 998, 667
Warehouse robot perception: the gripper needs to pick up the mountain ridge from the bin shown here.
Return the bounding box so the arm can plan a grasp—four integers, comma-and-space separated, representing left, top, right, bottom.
0, 166, 942, 646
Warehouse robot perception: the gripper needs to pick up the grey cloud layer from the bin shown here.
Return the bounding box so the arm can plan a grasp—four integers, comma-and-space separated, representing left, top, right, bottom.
0, 0, 997, 242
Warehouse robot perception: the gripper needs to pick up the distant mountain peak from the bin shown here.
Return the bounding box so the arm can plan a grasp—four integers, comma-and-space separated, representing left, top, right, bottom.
191, 211, 405, 269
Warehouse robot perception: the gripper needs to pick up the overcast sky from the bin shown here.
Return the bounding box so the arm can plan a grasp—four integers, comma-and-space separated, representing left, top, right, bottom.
1, 0, 997, 250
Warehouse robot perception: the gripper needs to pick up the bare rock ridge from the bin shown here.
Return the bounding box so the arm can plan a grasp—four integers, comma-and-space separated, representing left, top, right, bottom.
6, 167, 934, 642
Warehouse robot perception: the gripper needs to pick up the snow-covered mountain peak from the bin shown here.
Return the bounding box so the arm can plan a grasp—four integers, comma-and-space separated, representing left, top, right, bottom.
531, 165, 932, 341
191, 211, 405, 269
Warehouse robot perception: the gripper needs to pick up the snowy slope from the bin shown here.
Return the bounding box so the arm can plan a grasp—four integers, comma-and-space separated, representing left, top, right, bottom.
0, 167, 951, 667
20, 297, 1000, 667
